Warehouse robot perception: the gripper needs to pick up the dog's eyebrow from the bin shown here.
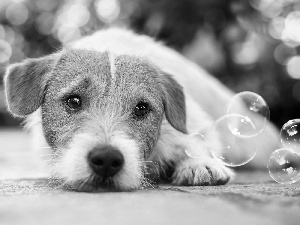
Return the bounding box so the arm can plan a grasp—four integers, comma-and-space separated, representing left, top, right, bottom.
58, 78, 90, 97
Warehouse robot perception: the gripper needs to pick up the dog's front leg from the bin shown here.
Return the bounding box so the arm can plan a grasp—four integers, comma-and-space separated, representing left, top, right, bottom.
152, 120, 234, 186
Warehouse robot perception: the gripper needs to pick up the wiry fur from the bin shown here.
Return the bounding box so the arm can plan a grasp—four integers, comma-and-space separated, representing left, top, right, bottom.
55, 132, 142, 191
4, 28, 280, 191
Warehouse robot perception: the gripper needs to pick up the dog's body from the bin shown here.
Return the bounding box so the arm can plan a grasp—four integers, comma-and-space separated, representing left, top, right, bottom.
4, 28, 280, 191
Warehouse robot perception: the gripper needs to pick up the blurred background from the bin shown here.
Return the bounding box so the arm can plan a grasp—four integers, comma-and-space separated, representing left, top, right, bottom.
0, 0, 300, 128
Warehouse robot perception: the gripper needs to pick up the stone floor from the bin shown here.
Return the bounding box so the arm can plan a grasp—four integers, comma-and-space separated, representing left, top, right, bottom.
0, 129, 300, 225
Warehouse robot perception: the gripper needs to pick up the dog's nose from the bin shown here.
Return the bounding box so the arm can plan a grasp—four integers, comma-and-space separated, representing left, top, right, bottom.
88, 146, 124, 177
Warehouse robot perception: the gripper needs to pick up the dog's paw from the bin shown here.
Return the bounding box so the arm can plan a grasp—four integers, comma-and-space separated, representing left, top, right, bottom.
172, 158, 234, 186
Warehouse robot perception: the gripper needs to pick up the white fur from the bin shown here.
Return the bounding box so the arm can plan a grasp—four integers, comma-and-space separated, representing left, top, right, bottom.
109, 52, 117, 81
55, 132, 141, 190
21, 28, 280, 190
110, 134, 143, 190
25, 108, 49, 153
25, 108, 143, 190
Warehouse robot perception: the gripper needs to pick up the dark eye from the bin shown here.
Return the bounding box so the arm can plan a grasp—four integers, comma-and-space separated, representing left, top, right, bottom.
65, 95, 82, 110
134, 101, 150, 119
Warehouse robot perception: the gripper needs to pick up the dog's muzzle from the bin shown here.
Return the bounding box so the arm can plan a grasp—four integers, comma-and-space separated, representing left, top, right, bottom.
87, 145, 124, 177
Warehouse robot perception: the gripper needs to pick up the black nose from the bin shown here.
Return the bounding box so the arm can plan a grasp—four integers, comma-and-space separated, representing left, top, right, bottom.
88, 146, 124, 177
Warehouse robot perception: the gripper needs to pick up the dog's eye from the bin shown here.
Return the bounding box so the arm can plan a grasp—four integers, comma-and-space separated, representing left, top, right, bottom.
66, 95, 82, 110
134, 101, 150, 118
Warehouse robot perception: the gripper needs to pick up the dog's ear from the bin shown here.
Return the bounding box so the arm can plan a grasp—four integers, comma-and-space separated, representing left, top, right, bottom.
4, 54, 58, 117
160, 74, 187, 134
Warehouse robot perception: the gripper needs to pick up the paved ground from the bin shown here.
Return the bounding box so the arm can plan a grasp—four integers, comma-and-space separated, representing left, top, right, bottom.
0, 129, 300, 225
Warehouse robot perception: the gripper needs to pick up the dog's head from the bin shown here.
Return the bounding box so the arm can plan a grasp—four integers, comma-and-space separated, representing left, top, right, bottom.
4, 49, 186, 191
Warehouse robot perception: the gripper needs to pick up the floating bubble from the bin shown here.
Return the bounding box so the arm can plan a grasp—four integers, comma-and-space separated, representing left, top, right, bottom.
280, 119, 300, 153
142, 161, 160, 184
184, 133, 208, 158
210, 114, 259, 167
226, 113, 257, 138
227, 91, 270, 137
267, 148, 300, 184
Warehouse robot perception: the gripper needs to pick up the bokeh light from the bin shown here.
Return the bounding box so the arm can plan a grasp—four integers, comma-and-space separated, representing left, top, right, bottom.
56, 24, 82, 43
250, 0, 283, 19
0, 0, 300, 130
35, 0, 58, 12
94, 0, 120, 24
5, 2, 29, 26
0, 40, 12, 63
52, 2, 91, 43
268, 16, 285, 40
232, 33, 260, 65
4, 26, 16, 45
60, 3, 90, 27
35, 12, 55, 35
283, 11, 300, 44
274, 43, 297, 65
286, 56, 300, 79
255, 0, 300, 80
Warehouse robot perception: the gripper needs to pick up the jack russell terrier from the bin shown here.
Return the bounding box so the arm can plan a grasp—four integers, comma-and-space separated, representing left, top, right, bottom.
4, 28, 280, 191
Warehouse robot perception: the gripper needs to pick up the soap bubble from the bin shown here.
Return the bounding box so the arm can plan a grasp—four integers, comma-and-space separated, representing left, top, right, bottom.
210, 114, 259, 167
142, 161, 160, 184
227, 91, 270, 137
184, 133, 208, 158
280, 119, 300, 153
267, 148, 300, 184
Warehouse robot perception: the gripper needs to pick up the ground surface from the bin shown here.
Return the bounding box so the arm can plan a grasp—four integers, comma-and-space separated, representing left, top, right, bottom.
0, 129, 300, 225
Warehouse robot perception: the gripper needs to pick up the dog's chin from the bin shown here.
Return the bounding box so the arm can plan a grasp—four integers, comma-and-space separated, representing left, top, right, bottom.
57, 175, 129, 192
53, 172, 150, 192
63, 176, 121, 192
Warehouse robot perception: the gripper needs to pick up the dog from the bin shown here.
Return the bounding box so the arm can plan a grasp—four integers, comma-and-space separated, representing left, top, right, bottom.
3, 28, 280, 191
